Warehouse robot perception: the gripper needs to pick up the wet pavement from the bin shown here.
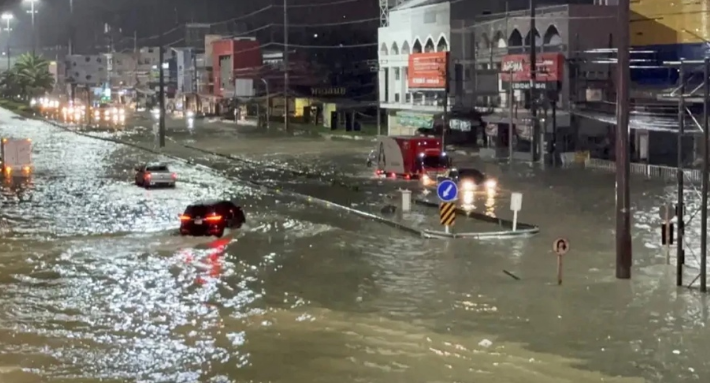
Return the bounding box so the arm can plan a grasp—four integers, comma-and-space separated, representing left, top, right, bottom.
0, 109, 709, 381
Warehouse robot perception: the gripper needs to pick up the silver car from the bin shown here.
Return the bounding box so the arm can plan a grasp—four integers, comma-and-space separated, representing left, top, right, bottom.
134, 163, 176, 188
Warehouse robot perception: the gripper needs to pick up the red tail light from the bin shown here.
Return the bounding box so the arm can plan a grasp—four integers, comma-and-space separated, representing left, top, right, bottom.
144, 173, 151, 179
404, 174, 410, 180
179, 215, 191, 221
204, 215, 222, 222
171, 173, 177, 179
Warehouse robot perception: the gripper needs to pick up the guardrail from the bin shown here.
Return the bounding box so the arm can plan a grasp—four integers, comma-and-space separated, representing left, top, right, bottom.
585, 157, 703, 183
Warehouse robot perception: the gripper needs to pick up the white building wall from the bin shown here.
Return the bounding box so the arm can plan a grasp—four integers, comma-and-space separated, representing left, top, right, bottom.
378, 1, 451, 112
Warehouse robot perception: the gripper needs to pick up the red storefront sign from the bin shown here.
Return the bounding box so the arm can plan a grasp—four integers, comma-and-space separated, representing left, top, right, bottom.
408, 52, 448, 89
500, 53, 564, 83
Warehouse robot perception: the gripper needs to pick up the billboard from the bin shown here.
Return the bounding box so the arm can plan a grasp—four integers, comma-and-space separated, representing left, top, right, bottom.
408, 52, 448, 89
500, 53, 564, 83
65, 55, 107, 85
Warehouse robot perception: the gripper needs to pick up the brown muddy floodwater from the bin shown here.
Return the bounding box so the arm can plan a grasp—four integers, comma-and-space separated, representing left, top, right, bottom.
0, 110, 708, 382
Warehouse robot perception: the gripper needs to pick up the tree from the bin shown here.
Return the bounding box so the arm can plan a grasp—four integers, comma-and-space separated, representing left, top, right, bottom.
13, 53, 54, 98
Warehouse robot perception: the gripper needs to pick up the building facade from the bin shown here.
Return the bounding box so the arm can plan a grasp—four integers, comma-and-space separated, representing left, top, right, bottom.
211, 38, 263, 98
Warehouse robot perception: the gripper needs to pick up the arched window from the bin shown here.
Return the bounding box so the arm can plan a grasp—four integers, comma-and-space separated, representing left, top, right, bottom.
543, 25, 562, 46
494, 31, 507, 48
508, 29, 523, 46
524, 29, 542, 46
436, 36, 448, 51
424, 37, 435, 52
401, 41, 410, 54
391, 42, 399, 55
477, 33, 490, 50
412, 39, 422, 53
380, 42, 388, 55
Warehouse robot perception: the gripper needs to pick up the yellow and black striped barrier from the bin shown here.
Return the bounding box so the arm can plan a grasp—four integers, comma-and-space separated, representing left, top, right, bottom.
439, 202, 456, 226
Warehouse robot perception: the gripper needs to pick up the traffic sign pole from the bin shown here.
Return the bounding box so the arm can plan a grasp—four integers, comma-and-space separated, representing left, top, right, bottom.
553, 238, 569, 285
440, 202, 456, 234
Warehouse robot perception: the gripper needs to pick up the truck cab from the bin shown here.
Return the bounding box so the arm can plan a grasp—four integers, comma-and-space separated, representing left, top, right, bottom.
370, 136, 451, 180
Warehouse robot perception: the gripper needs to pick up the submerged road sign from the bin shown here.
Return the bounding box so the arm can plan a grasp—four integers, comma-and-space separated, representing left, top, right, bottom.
553, 238, 569, 255
437, 179, 458, 202
440, 202, 456, 226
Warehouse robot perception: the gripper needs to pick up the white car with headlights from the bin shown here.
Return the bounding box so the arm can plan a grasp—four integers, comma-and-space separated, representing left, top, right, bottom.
443, 168, 497, 191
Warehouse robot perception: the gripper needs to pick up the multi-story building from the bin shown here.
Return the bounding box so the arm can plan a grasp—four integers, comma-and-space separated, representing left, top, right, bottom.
211, 37, 262, 98
377, 0, 616, 160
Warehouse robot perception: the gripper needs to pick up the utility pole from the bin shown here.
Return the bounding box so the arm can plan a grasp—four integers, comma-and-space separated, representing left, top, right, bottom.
441, 55, 449, 152
283, 0, 290, 133
69, 0, 75, 103
509, 69, 514, 162
159, 42, 166, 147
677, 61, 685, 286
529, 0, 538, 162
376, 67, 381, 136
701, 57, 709, 292
615, 0, 632, 279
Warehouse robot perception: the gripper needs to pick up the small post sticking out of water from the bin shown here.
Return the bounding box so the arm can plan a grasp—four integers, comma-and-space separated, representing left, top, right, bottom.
400, 189, 411, 212
553, 238, 569, 285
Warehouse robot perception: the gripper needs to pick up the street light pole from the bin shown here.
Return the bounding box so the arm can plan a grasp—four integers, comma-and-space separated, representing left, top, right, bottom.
68, 0, 73, 55
1, 14, 12, 72
25, 0, 36, 54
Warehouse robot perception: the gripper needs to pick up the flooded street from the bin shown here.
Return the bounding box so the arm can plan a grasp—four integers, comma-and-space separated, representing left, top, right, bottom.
1, 110, 709, 382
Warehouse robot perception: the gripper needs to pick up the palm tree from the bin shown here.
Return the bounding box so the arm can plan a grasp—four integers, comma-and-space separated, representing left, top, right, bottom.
12, 53, 54, 99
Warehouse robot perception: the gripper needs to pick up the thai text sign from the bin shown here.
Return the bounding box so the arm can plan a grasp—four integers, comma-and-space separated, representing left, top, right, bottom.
500, 53, 564, 83
408, 52, 448, 89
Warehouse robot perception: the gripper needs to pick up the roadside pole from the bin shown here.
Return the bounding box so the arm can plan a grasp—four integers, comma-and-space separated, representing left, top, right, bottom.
662, 204, 672, 265
283, 0, 290, 133
159, 42, 166, 148
508, 69, 514, 163
677, 61, 685, 286
702, 57, 709, 292
615, 0, 632, 279
529, 0, 538, 163
554, 238, 568, 285
441, 52, 450, 152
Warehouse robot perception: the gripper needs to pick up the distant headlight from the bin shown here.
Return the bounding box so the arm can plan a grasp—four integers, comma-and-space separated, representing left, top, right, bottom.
461, 180, 475, 190
485, 179, 497, 188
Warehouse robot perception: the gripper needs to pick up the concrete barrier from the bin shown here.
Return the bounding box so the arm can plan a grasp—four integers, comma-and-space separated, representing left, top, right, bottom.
414, 199, 540, 239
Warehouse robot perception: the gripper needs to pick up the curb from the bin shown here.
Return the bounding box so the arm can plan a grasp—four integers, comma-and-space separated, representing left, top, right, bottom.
30, 115, 425, 237
414, 199, 540, 238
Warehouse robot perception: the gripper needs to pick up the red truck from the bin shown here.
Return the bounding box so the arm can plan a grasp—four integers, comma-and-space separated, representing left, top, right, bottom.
367, 136, 450, 181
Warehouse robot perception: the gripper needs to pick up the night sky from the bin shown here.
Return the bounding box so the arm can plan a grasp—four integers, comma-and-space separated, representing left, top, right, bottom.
0, 0, 378, 54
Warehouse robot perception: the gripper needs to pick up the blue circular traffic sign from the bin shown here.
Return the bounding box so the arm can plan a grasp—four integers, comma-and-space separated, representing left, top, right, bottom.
436, 179, 458, 202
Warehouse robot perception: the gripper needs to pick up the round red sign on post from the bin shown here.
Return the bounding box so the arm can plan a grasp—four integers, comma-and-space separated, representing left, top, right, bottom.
553, 238, 569, 255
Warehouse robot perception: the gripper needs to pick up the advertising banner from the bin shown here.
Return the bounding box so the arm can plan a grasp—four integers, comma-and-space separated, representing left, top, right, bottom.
408, 52, 448, 89
65, 55, 107, 85
500, 53, 564, 83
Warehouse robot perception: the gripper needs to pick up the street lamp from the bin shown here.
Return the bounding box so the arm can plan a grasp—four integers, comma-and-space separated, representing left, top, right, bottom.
24, 0, 38, 54
2, 13, 12, 71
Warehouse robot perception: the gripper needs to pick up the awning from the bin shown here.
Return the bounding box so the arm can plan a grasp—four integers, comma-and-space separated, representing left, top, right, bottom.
572, 107, 700, 134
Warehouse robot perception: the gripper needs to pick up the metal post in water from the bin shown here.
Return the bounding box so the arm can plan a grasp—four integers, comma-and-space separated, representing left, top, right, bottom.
615, 0, 632, 279
677, 61, 685, 286
529, 0, 538, 162
159, 43, 166, 148
509, 69, 514, 163
701, 58, 709, 292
